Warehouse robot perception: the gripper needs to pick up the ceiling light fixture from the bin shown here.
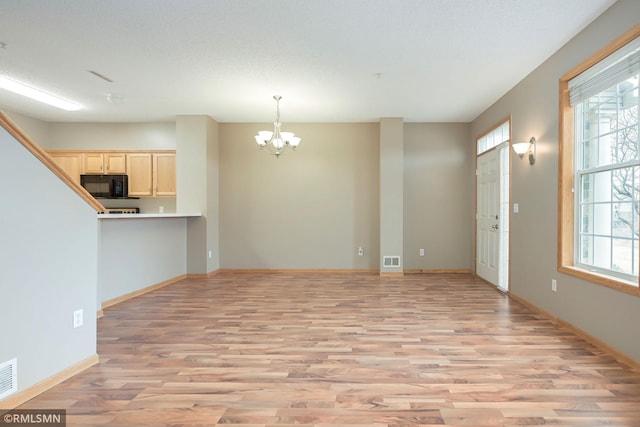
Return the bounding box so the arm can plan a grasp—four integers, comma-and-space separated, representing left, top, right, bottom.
0, 75, 82, 111
254, 95, 301, 158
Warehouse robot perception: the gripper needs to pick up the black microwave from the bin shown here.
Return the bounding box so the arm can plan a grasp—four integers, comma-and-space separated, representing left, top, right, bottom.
80, 174, 128, 198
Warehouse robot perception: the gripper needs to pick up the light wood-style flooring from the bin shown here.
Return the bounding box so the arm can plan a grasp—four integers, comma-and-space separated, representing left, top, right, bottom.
20, 273, 640, 426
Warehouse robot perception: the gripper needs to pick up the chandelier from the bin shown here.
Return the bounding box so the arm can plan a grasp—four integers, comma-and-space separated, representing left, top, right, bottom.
254, 95, 301, 158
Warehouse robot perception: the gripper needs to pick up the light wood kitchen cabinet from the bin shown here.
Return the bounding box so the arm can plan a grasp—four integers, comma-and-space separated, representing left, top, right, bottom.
127, 152, 176, 197
49, 152, 82, 185
82, 152, 126, 174
46, 150, 175, 197
126, 153, 153, 196
153, 153, 176, 196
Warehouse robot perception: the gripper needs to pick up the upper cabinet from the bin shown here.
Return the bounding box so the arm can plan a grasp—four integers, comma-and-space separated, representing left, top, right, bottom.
49, 152, 82, 185
154, 153, 176, 196
46, 150, 176, 198
126, 153, 153, 197
82, 153, 126, 174
127, 153, 176, 197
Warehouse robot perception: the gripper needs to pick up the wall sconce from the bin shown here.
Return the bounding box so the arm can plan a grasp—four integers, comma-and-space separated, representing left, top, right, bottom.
512, 137, 536, 165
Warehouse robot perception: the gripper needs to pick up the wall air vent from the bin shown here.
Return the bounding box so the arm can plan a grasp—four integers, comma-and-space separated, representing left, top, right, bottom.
0, 358, 17, 400
382, 256, 401, 268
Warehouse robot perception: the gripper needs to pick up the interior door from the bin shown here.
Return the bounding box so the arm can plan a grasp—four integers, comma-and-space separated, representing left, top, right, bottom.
476, 148, 500, 286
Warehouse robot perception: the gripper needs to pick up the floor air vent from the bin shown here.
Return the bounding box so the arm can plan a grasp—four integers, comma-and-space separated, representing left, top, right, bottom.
0, 358, 17, 400
382, 256, 401, 267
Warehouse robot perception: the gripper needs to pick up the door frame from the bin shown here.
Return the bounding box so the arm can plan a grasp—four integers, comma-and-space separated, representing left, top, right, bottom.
475, 119, 511, 292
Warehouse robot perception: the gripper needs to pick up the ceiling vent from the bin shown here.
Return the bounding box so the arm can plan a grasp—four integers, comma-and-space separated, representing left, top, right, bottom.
88, 70, 114, 83
0, 358, 17, 400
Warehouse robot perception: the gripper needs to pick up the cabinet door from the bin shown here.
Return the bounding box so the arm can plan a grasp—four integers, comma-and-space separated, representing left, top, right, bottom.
153, 154, 176, 196
126, 153, 153, 196
83, 153, 104, 173
49, 153, 82, 185
104, 153, 126, 173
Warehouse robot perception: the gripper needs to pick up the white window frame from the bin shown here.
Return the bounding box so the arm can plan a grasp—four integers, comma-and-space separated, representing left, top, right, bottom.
573, 100, 640, 282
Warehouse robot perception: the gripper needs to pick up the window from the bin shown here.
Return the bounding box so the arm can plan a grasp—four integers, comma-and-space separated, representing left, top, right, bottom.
477, 120, 509, 155
560, 25, 640, 295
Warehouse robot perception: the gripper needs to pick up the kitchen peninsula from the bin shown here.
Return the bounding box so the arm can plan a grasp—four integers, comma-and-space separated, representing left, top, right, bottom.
97, 212, 202, 314
98, 212, 200, 219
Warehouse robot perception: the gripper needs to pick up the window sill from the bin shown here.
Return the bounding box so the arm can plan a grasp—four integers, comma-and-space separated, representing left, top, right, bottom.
559, 265, 640, 297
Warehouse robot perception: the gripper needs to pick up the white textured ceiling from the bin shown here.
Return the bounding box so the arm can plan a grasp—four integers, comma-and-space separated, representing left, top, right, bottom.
0, 0, 617, 123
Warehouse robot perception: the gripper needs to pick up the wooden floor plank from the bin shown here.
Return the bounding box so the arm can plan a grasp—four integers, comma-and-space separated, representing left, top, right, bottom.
17, 273, 640, 426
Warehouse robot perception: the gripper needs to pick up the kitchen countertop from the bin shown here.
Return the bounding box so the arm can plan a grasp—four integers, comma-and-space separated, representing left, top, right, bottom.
97, 213, 202, 219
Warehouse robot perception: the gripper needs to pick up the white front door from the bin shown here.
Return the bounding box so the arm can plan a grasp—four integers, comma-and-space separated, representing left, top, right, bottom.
476, 148, 500, 286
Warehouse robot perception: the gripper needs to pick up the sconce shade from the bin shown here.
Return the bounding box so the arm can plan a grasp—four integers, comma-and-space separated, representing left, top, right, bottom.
512, 137, 536, 165
512, 142, 530, 156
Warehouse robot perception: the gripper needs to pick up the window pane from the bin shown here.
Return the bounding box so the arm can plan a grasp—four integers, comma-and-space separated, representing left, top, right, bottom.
612, 166, 636, 202
580, 234, 593, 265
613, 201, 637, 237
581, 174, 593, 204
593, 203, 612, 235
593, 236, 612, 270
581, 82, 639, 169
635, 239, 639, 276
612, 237, 634, 276
477, 121, 510, 155
581, 203, 594, 234
477, 136, 486, 154
593, 171, 612, 202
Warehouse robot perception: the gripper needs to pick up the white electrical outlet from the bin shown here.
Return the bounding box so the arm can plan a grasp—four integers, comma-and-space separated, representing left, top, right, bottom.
419, 248, 425, 256
357, 246, 364, 256
551, 279, 557, 292
513, 203, 519, 213
208, 250, 212, 259
73, 309, 83, 328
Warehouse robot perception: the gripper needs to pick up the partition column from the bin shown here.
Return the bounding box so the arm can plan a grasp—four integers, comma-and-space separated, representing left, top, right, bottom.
176, 115, 220, 276
379, 117, 404, 275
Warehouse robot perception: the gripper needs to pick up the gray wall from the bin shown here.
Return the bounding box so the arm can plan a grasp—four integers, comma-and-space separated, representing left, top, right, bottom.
0, 125, 97, 396
98, 218, 188, 305
380, 118, 404, 273
470, 0, 640, 361
206, 118, 221, 273
219, 122, 381, 270
404, 123, 473, 270
4, 111, 50, 145
176, 115, 220, 275
218, 121, 474, 271
47, 122, 175, 151
10, 116, 477, 273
